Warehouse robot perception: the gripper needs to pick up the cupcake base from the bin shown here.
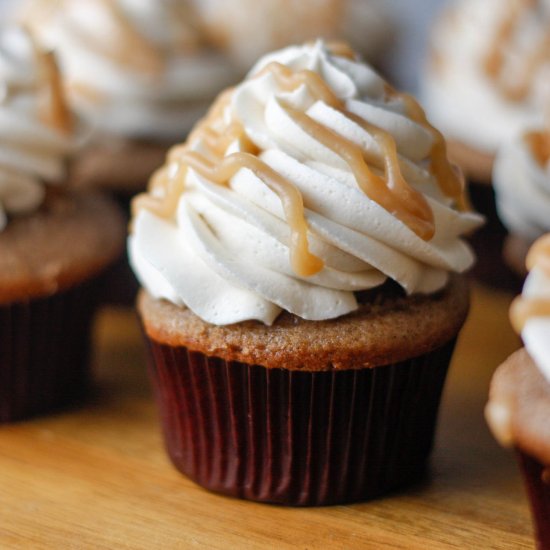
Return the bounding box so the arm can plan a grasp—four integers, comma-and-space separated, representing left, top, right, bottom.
145, 337, 456, 506
0, 276, 101, 422
517, 452, 550, 550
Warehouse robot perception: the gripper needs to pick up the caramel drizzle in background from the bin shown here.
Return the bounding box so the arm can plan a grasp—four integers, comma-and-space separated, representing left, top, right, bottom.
33, 0, 200, 77
133, 54, 465, 277
25, 29, 73, 134
524, 130, 550, 168
510, 234, 550, 332
484, 0, 550, 101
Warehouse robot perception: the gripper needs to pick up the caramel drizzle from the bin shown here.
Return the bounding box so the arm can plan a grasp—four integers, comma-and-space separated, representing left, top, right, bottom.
484, 0, 550, 101
26, 29, 73, 134
510, 234, 550, 332
91, 0, 164, 75
524, 130, 550, 168
133, 55, 466, 276
319, 40, 356, 60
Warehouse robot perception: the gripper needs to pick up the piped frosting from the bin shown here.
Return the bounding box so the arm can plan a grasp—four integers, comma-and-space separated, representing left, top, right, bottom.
129, 41, 482, 326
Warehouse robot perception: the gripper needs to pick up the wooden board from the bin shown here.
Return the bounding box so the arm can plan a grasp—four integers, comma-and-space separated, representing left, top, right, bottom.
0, 281, 534, 549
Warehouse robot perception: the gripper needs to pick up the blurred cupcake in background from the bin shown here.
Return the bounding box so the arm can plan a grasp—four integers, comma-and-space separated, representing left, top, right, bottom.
486, 234, 550, 550
191, 0, 392, 72
423, 0, 549, 289
494, 125, 550, 278
0, 27, 124, 421
20, 0, 238, 203
422, 0, 549, 184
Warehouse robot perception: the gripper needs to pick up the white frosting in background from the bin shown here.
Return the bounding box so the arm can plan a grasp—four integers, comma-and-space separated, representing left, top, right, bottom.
422, 0, 548, 155
0, 27, 82, 231
521, 266, 550, 383
191, 0, 391, 71
494, 130, 550, 241
129, 42, 483, 326
21, 0, 237, 141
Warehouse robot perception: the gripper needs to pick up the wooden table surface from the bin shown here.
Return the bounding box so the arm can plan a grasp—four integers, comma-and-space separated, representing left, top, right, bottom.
0, 281, 534, 549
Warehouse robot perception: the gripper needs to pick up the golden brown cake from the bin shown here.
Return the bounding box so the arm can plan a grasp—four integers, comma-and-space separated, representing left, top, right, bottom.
0, 192, 124, 304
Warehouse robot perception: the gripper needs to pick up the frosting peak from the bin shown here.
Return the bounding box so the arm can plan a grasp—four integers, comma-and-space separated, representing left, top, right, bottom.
0, 27, 82, 231
129, 42, 482, 326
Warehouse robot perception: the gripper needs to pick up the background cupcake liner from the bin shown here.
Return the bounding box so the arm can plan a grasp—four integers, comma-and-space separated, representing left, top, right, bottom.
100, 248, 139, 306
466, 183, 522, 292
517, 451, 550, 549
145, 337, 457, 506
0, 277, 102, 423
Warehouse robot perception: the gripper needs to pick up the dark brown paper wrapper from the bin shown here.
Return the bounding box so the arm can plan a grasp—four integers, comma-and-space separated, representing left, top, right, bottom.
517, 452, 550, 550
145, 337, 457, 506
0, 277, 101, 423
466, 183, 522, 293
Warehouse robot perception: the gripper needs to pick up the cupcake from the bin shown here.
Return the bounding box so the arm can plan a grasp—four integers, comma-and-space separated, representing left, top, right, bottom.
422, 0, 549, 289
0, 28, 124, 422
192, 0, 392, 71
486, 234, 550, 549
422, 0, 549, 184
20, 0, 238, 202
129, 41, 483, 505
494, 127, 550, 278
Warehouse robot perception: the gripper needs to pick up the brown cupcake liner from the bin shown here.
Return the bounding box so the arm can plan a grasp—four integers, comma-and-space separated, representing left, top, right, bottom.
99, 247, 139, 306
145, 336, 457, 506
517, 451, 550, 550
0, 276, 102, 423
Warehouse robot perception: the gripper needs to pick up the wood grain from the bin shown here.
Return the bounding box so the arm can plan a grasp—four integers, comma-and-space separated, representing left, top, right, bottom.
0, 282, 533, 549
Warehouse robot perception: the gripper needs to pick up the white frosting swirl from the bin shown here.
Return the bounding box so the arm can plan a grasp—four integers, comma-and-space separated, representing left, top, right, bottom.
129, 41, 482, 326
22, 0, 237, 140
422, 0, 549, 155
494, 130, 550, 241
520, 263, 550, 383
0, 27, 82, 231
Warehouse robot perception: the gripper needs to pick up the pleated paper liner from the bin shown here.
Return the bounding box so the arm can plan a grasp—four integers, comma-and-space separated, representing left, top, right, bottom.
517, 452, 550, 550
145, 337, 457, 506
0, 276, 102, 423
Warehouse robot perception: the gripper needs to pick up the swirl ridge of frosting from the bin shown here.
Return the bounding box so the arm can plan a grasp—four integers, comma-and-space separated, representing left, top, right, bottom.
0, 27, 82, 231
129, 41, 482, 326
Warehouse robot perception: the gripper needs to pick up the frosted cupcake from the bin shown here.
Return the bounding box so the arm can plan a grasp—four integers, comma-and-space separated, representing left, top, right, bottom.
422, 0, 549, 184
193, 0, 391, 71
486, 234, 550, 549
130, 41, 483, 505
20, 0, 238, 199
494, 127, 550, 277
0, 28, 124, 421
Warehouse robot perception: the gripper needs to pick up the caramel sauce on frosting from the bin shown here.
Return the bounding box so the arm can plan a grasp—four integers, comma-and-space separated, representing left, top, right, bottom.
524, 129, 550, 168
484, 0, 550, 101
90, 0, 164, 75
510, 234, 550, 332
133, 44, 465, 277
25, 0, 202, 77
26, 29, 73, 134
